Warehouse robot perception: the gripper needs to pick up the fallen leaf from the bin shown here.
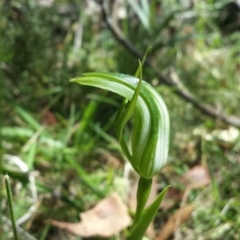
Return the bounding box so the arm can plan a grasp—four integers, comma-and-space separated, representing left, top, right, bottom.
161, 165, 210, 210
156, 204, 195, 240
41, 110, 57, 125
177, 165, 211, 206
160, 187, 183, 210
47, 193, 131, 237
183, 165, 210, 188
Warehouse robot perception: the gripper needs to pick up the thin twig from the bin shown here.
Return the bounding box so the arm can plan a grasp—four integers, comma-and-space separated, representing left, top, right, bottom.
100, 0, 240, 128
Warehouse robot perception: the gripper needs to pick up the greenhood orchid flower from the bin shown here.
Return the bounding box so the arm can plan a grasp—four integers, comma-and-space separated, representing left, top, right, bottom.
70, 72, 170, 179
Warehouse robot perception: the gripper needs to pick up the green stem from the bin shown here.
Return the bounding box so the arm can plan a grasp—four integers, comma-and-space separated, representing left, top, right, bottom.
4, 174, 18, 240
127, 186, 170, 240
134, 177, 152, 222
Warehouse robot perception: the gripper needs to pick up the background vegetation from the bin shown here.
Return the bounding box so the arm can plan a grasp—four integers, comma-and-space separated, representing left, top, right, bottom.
1, 0, 240, 239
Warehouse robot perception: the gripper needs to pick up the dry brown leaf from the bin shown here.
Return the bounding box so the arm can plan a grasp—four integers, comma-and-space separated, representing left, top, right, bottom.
177, 165, 211, 207
161, 165, 210, 210
156, 204, 195, 240
160, 187, 184, 210
183, 165, 210, 188
47, 193, 131, 237
41, 110, 57, 125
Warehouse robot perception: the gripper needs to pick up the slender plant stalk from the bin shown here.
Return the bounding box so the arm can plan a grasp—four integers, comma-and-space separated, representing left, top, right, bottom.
4, 174, 19, 240
134, 177, 152, 222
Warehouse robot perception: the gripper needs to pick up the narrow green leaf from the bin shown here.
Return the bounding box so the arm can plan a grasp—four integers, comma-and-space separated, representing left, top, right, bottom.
13, 106, 41, 131
75, 99, 99, 144
3, 127, 64, 149
127, 185, 170, 240
114, 61, 143, 161
4, 174, 19, 240
128, 0, 150, 29
26, 141, 37, 170
113, 99, 130, 158
134, 47, 152, 77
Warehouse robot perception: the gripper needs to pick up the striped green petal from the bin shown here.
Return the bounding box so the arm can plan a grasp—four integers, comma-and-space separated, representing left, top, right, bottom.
70, 72, 170, 178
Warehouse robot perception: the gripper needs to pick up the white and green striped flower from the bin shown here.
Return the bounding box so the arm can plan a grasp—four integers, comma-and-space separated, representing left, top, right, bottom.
70, 72, 170, 179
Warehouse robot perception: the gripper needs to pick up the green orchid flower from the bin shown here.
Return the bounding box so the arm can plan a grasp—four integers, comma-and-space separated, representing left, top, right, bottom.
71, 64, 170, 240
70, 71, 169, 179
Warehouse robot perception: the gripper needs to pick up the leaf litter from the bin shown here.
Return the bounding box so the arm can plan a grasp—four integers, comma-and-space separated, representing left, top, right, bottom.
46, 192, 131, 237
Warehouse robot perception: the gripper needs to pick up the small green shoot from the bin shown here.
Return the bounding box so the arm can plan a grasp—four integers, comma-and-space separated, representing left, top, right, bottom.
4, 174, 19, 240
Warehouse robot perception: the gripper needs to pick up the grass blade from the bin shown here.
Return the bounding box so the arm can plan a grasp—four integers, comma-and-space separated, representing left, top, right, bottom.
4, 174, 19, 240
